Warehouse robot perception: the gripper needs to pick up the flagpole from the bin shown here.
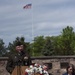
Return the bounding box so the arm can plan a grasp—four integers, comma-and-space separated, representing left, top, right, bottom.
23, 4, 34, 42
31, 4, 35, 56
31, 4, 34, 42
23, 4, 34, 56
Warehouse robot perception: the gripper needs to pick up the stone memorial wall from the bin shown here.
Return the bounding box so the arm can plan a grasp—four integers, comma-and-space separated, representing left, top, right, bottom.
0, 56, 75, 75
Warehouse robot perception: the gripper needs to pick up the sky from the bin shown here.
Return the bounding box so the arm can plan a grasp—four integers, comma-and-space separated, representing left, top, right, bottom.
0, 0, 75, 46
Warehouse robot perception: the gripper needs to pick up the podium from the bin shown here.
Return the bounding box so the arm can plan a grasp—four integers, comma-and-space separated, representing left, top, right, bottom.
11, 66, 40, 75
11, 66, 28, 75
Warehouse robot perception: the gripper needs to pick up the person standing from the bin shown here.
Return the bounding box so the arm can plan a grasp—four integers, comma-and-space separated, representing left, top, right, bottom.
6, 41, 32, 75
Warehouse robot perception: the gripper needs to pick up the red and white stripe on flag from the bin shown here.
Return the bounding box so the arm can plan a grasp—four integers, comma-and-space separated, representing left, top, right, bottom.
23, 4, 32, 9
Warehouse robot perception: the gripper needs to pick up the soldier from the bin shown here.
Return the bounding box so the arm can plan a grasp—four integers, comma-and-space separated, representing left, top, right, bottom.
6, 41, 32, 74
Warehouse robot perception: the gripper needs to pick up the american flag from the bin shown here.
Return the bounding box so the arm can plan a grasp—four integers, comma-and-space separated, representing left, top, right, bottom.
23, 4, 32, 9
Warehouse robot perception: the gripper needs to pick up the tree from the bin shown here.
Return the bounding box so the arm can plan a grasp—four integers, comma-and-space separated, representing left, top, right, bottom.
60, 26, 75, 55
32, 36, 45, 56
0, 39, 6, 56
42, 36, 54, 56
49, 36, 61, 55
